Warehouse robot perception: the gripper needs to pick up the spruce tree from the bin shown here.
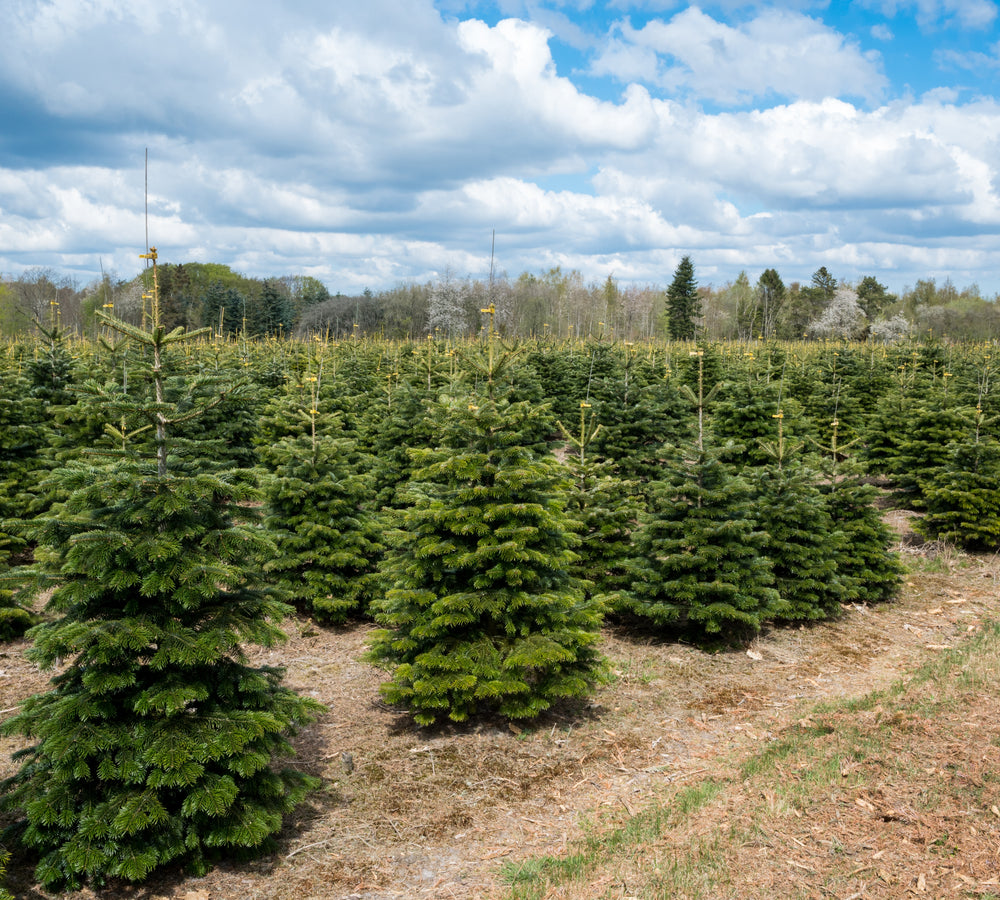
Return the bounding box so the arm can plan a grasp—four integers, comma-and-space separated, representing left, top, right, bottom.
0, 250, 321, 889
367, 395, 604, 725
665, 256, 700, 341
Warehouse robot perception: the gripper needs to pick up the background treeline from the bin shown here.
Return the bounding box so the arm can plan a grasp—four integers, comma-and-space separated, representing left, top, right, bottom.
2, 260, 999, 343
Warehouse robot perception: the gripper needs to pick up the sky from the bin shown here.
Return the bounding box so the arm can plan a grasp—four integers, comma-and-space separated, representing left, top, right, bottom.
2, 0, 1000, 298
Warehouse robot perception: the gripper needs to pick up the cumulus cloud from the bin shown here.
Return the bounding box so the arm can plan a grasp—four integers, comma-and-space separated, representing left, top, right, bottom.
591, 7, 888, 104
1, 0, 1000, 295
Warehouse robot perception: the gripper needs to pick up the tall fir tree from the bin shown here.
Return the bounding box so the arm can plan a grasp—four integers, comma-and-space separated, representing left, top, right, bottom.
367, 395, 604, 725
1, 250, 321, 890
664, 255, 700, 341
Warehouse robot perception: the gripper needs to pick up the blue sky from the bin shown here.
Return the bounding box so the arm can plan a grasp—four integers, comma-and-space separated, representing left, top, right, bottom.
2, 0, 1000, 298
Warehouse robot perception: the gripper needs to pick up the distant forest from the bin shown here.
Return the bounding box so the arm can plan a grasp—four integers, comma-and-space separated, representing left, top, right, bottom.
2, 260, 998, 342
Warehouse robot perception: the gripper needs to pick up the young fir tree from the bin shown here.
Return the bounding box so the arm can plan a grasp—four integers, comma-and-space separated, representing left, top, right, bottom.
0, 250, 321, 890
0, 364, 46, 640
712, 373, 787, 469
367, 394, 604, 725
887, 379, 971, 508
623, 352, 784, 637
558, 403, 639, 611
0, 530, 34, 641
365, 340, 452, 511
591, 365, 692, 486
749, 414, 846, 622
916, 407, 1000, 551
259, 383, 383, 623
862, 373, 915, 478
623, 444, 785, 637
816, 418, 902, 606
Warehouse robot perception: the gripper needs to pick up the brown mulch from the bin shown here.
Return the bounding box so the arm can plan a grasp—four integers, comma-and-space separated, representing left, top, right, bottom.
2, 518, 999, 900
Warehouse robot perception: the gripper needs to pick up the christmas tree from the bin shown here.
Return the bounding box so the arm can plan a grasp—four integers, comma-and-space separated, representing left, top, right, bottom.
624, 444, 785, 637
558, 403, 639, 610
1, 250, 321, 889
749, 416, 846, 621
259, 383, 383, 623
816, 418, 902, 606
624, 353, 784, 637
916, 407, 1000, 551
367, 394, 604, 725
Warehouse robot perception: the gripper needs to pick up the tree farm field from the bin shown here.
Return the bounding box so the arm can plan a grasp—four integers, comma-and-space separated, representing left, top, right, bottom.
3, 523, 999, 900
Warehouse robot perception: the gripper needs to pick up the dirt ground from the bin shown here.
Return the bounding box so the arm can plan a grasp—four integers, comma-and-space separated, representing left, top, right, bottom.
2, 511, 999, 900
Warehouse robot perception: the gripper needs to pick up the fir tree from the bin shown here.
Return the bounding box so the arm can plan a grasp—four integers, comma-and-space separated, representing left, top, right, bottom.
259, 395, 383, 623
916, 408, 1000, 550
0, 364, 46, 640
558, 403, 639, 610
816, 418, 902, 606
888, 382, 970, 508
0, 530, 34, 641
624, 359, 784, 637
591, 367, 692, 486
624, 444, 785, 637
749, 417, 846, 622
0, 250, 321, 889
367, 395, 604, 725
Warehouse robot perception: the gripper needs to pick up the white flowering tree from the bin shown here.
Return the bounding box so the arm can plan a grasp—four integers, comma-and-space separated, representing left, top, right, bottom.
808, 286, 867, 340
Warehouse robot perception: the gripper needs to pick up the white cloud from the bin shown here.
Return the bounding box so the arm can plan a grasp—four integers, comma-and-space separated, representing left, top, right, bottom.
934, 41, 1000, 70
591, 7, 887, 104
860, 0, 998, 29
2, 1, 1000, 295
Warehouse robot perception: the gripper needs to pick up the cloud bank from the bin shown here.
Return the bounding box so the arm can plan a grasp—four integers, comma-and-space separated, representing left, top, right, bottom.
1, 0, 1000, 294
